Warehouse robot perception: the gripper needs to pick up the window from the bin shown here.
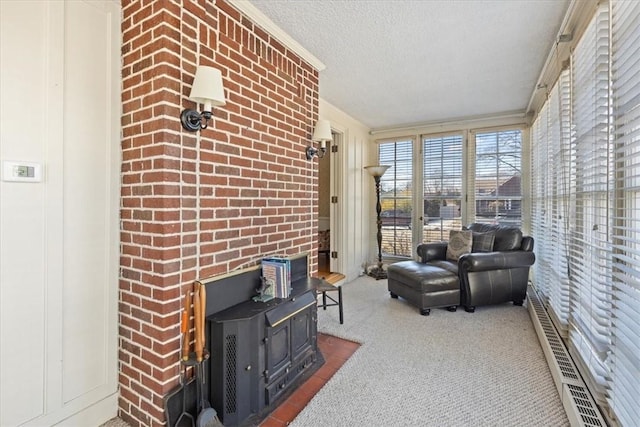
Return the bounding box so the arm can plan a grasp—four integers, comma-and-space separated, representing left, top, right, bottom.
568, 3, 612, 398
531, 70, 572, 331
378, 139, 413, 257
473, 130, 522, 227
531, 98, 551, 299
610, 0, 640, 425
377, 127, 523, 256
422, 134, 463, 242
531, 3, 640, 425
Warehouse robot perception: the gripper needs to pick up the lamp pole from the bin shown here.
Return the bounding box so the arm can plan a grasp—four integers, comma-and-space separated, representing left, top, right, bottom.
364, 165, 390, 280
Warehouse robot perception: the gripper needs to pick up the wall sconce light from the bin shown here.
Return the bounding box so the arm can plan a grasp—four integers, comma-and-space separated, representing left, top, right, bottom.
180, 65, 226, 132
306, 119, 332, 160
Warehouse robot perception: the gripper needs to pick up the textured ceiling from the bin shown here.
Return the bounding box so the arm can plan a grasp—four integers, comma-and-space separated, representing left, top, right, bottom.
247, 0, 570, 130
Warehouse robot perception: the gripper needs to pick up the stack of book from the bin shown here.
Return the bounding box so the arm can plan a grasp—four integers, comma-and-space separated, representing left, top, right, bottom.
260, 256, 292, 299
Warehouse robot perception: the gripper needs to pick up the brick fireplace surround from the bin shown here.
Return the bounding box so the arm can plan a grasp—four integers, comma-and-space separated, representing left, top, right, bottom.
119, 1, 321, 425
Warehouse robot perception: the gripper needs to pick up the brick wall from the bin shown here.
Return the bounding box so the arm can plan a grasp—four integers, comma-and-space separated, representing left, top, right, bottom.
119, 1, 320, 425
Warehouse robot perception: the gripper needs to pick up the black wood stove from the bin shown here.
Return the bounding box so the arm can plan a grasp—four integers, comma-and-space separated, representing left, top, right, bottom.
201, 254, 323, 426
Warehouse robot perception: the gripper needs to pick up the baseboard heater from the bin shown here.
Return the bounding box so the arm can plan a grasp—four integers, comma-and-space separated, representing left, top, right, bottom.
527, 285, 607, 427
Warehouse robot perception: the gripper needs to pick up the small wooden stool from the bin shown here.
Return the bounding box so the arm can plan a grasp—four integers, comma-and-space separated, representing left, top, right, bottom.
312, 279, 344, 324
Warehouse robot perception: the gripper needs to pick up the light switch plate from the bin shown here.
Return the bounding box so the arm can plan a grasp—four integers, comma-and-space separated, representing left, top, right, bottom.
2, 160, 43, 182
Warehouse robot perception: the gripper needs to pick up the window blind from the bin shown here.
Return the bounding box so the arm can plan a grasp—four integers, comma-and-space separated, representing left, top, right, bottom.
551, 70, 573, 333
610, 0, 640, 425
568, 2, 611, 399
378, 139, 413, 257
531, 99, 551, 299
531, 71, 572, 329
422, 134, 463, 242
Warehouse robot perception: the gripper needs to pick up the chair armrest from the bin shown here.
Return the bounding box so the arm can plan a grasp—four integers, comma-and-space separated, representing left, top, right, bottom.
521, 236, 534, 251
458, 251, 535, 272
417, 242, 448, 262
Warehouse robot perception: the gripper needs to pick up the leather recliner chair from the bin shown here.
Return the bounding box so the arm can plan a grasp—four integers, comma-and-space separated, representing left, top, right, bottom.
416, 223, 535, 313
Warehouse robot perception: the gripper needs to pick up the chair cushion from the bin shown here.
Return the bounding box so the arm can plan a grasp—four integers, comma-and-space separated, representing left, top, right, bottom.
446, 229, 472, 260
428, 260, 459, 274
387, 261, 459, 293
471, 231, 495, 252
466, 223, 523, 251
492, 227, 522, 251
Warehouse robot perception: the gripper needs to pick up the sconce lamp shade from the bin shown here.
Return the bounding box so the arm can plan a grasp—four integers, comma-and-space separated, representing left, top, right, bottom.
305, 119, 332, 160
364, 165, 391, 178
312, 119, 332, 144
189, 66, 226, 111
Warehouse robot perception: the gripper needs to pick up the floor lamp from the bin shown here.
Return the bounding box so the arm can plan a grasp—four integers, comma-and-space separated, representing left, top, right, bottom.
364, 165, 390, 280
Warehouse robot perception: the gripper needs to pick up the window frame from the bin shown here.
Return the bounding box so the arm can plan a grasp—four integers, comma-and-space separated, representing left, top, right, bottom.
376, 137, 415, 258
471, 129, 524, 228
375, 124, 526, 259
421, 132, 465, 242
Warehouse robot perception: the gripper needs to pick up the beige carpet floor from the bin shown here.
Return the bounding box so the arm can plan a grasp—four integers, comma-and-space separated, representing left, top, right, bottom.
290, 274, 569, 427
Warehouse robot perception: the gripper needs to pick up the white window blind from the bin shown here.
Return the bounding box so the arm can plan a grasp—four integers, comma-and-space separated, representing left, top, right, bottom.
531, 71, 572, 330
378, 139, 413, 257
531, 2, 640, 423
610, 0, 640, 425
568, 3, 611, 398
531, 99, 551, 299
473, 130, 522, 227
422, 134, 463, 242
549, 71, 573, 333
552, 70, 573, 333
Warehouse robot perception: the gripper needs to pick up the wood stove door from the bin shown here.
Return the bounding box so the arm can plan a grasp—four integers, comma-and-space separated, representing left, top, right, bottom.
264, 320, 291, 383
291, 305, 316, 364
264, 291, 316, 383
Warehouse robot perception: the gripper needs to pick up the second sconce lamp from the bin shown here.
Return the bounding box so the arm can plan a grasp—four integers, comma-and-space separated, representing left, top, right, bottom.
306, 119, 332, 160
181, 65, 226, 132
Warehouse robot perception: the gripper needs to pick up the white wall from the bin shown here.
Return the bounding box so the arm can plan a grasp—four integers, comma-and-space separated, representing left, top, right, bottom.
0, 1, 121, 425
318, 99, 374, 281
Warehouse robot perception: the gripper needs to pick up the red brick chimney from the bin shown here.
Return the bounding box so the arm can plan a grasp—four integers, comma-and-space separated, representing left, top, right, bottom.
119, 1, 319, 424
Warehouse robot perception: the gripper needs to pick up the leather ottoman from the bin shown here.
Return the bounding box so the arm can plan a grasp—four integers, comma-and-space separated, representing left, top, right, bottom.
387, 261, 460, 316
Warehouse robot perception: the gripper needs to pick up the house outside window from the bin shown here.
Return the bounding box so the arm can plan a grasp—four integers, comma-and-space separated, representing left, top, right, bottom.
378, 139, 413, 257
473, 130, 522, 227
422, 134, 463, 241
